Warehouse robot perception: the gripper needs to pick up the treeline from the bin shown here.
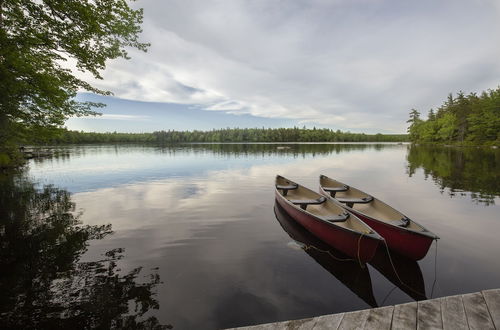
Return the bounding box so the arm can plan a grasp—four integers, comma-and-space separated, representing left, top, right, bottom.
43, 127, 407, 144
152, 128, 407, 143
407, 87, 500, 145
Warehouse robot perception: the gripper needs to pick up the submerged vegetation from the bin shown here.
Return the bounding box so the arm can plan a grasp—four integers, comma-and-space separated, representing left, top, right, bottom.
33, 127, 408, 144
407, 87, 500, 146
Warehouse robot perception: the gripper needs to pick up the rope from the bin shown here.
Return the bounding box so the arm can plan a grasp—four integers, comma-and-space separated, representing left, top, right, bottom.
382, 239, 431, 298
380, 285, 398, 305
300, 232, 367, 269
300, 231, 439, 300
430, 239, 439, 298
303, 244, 357, 263
357, 232, 366, 268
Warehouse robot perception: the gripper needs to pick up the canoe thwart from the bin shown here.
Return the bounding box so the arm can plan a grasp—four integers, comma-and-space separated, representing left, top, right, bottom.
322, 185, 349, 197
337, 196, 374, 208
317, 212, 350, 222
276, 183, 299, 196
290, 196, 327, 210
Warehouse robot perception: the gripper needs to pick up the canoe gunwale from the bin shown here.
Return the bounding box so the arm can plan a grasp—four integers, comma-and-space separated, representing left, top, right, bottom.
318, 179, 439, 240
274, 187, 383, 242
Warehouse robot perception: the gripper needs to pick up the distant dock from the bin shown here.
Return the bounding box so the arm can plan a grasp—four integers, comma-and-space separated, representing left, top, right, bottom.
228, 288, 500, 329
19, 147, 53, 159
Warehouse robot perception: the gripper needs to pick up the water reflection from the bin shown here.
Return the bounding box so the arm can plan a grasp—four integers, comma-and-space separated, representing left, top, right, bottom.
274, 202, 378, 308
30, 143, 398, 165
184, 142, 396, 156
274, 202, 427, 305
27, 143, 405, 194
406, 145, 500, 205
18, 143, 500, 328
0, 172, 167, 329
370, 246, 427, 302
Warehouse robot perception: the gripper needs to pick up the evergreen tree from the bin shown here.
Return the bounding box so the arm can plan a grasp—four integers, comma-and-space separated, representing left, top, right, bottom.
406, 87, 500, 145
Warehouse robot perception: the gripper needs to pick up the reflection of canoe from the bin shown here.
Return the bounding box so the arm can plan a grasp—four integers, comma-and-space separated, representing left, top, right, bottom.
370, 246, 427, 301
319, 175, 438, 260
275, 202, 428, 303
274, 202, 378, 308
275, 175, 383, 262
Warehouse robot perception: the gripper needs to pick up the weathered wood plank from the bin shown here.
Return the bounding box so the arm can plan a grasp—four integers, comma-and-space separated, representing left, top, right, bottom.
363, 306, 394, 330
285, 317, 318, 330
228, 318, 316, 330
417, 298, 443, 330
227, 322, 288, 330
462, 292, 495, 330
392, 302, 417, 330
226, 322, 284, 330
337, 309, 370, 330
441, 294, 467, 330
228, 288, 500, 330
482, 289, 500, 329
312, 313, 345, 330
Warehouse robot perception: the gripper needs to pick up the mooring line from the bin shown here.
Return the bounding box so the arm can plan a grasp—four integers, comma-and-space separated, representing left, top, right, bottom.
430, 239, 439, 298
303, 244, 358, 263
382, 239, 428, 298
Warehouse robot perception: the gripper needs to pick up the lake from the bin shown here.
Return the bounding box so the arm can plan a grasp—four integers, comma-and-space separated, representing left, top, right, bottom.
1, 143, 499, 329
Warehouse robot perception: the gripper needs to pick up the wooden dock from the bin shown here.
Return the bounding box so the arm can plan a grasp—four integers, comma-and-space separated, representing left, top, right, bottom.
228, 288, 500, 329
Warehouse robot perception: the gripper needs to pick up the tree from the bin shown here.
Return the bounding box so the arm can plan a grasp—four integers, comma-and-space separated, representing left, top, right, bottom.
0, 0, 148, 160
406, 109, 422, 141
406, 87, 500, 145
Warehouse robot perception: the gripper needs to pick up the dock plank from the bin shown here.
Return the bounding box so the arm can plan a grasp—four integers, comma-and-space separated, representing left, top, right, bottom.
417, 299, 443, 330
229, 318, 316, 330
462, 292, 495, 330
363, 306, 394, 330
312, 313, 345, 330
226, 288, 500, 330
441, 294, 467, 330
338, 309, 370, 330
285, 317, 318, 330
482, 289, 500, 329
392, 302, 417, 330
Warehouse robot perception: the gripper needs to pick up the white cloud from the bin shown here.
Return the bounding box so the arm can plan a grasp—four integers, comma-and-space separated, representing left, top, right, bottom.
76, 0, 500, 133
86, 114, 151, 121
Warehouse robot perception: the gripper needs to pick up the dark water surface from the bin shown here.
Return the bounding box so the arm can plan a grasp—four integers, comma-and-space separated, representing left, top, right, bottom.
1, 144, 499, 329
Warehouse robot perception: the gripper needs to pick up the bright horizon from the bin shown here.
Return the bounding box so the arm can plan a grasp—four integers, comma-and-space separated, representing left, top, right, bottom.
67, 0, 500, 134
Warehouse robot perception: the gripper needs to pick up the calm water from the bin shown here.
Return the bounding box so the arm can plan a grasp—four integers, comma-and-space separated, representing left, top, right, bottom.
1, 143, 499, 329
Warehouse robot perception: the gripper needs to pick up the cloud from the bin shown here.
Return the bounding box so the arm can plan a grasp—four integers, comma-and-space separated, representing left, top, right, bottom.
76, 0, 500, 133
86, 114, 151, 121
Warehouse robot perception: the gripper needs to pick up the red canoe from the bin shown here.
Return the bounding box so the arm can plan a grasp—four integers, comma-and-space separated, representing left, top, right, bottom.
275, 175, 383, 262
319, 175, 439, 261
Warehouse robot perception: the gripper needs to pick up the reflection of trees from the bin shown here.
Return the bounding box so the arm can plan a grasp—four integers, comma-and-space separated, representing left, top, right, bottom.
406, 145, 500, 205
158, 143, 396, 158
0, 173, 169, 329
29, 143, 399, 166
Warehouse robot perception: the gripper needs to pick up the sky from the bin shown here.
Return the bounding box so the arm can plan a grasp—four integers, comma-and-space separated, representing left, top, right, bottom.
67, 0, 500, 134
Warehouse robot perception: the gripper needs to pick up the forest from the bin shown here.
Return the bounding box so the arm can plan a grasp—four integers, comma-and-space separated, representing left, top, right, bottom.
42, 127, 408, 144
407, 87, 500, 145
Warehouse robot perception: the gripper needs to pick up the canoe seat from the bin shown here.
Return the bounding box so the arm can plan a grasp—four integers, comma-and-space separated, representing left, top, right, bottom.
289, 196, 327, 210
317, 212, 350, 223
276, 183, 298, 196
336, 196, 373, 208
322, 185, 349, 197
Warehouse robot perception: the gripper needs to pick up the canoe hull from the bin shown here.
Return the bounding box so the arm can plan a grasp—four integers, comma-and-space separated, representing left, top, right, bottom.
347, 210, 434, 261
275, 191, 380, 263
